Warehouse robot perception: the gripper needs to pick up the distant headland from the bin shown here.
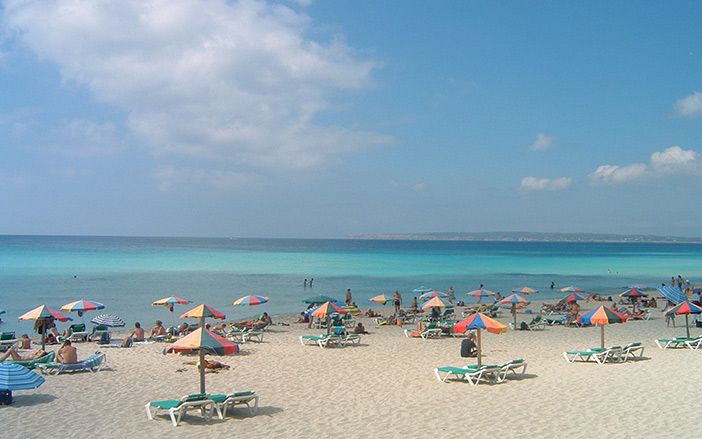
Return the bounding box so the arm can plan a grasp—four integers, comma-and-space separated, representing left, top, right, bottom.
350, 232, 702, 243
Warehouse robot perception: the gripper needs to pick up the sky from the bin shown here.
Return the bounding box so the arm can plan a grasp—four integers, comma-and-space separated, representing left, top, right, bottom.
1, 0, 701, 238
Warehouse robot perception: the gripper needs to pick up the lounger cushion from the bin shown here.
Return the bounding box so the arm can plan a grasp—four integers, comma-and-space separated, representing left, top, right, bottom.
150, 400, 182, 410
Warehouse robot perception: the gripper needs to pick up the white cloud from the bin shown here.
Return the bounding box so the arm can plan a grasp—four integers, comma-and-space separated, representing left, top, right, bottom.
412, 181, 427, 191
520, 176, 571, 191
529, 132, 554, 151
650, 146, 698, 173
3, 0, 390, 169
156, 165, 256, 191
674, 91, 702, 118
589, 164, 647, 185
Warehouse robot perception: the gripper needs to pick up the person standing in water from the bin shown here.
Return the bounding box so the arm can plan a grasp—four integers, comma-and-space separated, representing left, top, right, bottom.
345, 289, 352, 306
304, 279, 308, 288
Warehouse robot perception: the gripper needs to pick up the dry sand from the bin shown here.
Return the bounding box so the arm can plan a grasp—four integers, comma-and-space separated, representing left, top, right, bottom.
2, 303, 701, 439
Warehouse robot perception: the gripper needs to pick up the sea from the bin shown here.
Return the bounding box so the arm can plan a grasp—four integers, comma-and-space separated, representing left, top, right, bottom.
2, 235, 701, 333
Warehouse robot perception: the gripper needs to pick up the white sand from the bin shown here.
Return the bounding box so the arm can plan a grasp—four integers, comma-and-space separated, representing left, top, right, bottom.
2, 304, 701, 439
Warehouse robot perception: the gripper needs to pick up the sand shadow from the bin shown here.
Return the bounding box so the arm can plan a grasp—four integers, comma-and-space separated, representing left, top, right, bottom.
502, 372, 538, 381
10, 393, 57, 407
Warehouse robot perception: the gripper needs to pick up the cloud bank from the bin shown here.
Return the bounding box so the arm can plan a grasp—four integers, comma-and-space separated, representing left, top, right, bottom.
590, 146, 698, 185
520, 176, 571, 191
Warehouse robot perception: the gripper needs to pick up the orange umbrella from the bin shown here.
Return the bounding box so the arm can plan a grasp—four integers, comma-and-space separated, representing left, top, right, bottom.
311, 301, 347, 319
453, 312, 508, 367
179, 304, 226, 321
421, 296, 448, 310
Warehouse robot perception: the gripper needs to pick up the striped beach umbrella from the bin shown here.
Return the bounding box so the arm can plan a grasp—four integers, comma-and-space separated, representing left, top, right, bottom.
180, 304, 226, 322
418, 290, 448, 301
153, 296, 192, 327
412, 286, 433, 294
453, 313, 508, 367
61, 299, 105, 321
499, 294, 530, 328
311, 301, 347, 319
90, 314, 126, 328
578, 305, 627, 349
166, 327, 239, 394
232, 295, 269, 307
467, 289, 497, 303
421, 296, 448, 310
665, 301, 702, 339
0, 363, 45, 404
369, 294, 389, 304
560, 292, 590, 303
342, 305, 362, 315
620, 289, 648, 299
18, 305, 72, 350
560, 286, 585, 293
512, 286, 538, 295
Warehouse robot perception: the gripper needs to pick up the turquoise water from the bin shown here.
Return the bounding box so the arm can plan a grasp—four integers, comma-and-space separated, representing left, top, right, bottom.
2, 235, 701, 333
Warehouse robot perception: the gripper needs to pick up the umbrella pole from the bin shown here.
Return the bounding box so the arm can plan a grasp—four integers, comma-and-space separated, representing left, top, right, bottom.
600, 325, 605, 349
686, 314, 690, 339
512, 304, 517, 329
477, 328, 482, 368
199, 316, 206, 394
41, 320, 46, 351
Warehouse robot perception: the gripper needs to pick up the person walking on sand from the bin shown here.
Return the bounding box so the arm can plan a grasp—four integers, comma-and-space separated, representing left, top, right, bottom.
346, 289, 353, 306
393, 291, 402, 313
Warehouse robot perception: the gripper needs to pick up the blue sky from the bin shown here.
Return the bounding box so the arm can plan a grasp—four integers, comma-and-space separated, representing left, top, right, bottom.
1, 0, 701, 238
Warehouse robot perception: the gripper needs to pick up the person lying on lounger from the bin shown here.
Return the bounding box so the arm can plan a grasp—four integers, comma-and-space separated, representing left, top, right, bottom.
0, 347, 48, 362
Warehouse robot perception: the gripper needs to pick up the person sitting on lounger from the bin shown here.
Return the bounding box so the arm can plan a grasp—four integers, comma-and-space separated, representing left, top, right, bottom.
0, 347, 48, 362
56, 340, 78, 364
44, 322, 60, 345
253, 312, 272, 329
149, 320, 166, 340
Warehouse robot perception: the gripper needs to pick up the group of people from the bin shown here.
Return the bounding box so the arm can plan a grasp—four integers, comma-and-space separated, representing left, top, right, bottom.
0, 339, 78, 364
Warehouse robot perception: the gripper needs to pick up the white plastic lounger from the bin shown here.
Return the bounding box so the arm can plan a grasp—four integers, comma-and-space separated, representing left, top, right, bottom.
40, 351, 106, 375
655, 335, 702, 349
210, 391, 259, 419
621, 342, 645, 360
145, 394, 215, 427
433, 365, 500, 385
563, 347, 621, 365
496, 359, 528, 381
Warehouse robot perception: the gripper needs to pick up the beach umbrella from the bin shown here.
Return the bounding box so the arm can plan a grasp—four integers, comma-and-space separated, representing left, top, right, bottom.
453, 313, 508, 367
310, 301, 347, 319
178, 304, 227, 395
512, 286, 538, 295
232, 295, 269, 307
166, 327, 239, 394
578, 305, 627, 349
560, 292, 590, 303
665, 301, 702, 339
560, 286, 585, 293
302, 295, 337, 304
342, 305, 362, 315
418, 290, 448, 301
18, 305, 72, 350
0, 363, 45, 404
90, 314, 125, 328
421, 296, 448, 311
412, 286, 433, 294
61, 299, 105, 323
153, 296, 192, 327
498, 294, 530, 329
620, 289, 648, 299
467, 289, 497, 303
370, 294, 389, 304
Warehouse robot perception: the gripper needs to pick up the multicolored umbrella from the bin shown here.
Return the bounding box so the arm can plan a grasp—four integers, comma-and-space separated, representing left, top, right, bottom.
232, 295, 269, 307
180, 304, 226, 321
90, 314, 126, 328
369, 294, 389, 304
421, 296, 448, 310
61, 299, 105, 321
418, 290, 448, 301
310, 301, 347, 319
620, 289, 648, 299
153, 296, 192, 326
578, 305, 627, 349
560, 292, 590, 303
302, 295, 338, 304
453, 313, 508, 367
498, 294, 530, 328
665, 301, 702, 339
467, 289, 497, 303
0, 363, 45, 404
166, 327, 239, 394
342, 305, 362, 315
512, 286, 538, 295
560, 286, 585, 293
18, 305, 72, 350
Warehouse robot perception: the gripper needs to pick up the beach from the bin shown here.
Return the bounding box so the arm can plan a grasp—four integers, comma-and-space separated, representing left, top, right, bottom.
2, 303, 701, 439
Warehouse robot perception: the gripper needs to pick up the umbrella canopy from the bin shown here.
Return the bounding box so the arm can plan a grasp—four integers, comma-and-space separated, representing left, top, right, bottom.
0, 363, 45, 391
90, 314, 126, 328
499, 294, 530, 328
620, 289, 648, 299
665, 301, 702, 339
232, 295, 269, 306
342, 305, 362, 315
418, 290, 448, 301
310, 301, 347, 319
18, 305, 71, 322
152, 296, 191, 306
512, 286, 538, 295
560, 292, 590, 303
421, 296, 448, 310
166, 327, 239, 395
467, 288, 497, 303
560, 286, 585, 293
578, 305, 627, 349
453, 313, 508, 367
180, 304, 226, 320
302, 295, 337, 304
412, 286, 433, 294
60, 299, 105, 313
369, 294, 389, 304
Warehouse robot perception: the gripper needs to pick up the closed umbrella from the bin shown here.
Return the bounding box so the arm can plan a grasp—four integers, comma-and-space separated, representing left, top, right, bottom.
578, 305, 627, 349
0, 363, 45, 405
18, 305, 72, 350
453, 313, 508, 367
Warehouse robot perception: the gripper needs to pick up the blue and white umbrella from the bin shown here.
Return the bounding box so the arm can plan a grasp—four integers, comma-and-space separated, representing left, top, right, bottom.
90, 314, 125, 328
0, 363, 45, 391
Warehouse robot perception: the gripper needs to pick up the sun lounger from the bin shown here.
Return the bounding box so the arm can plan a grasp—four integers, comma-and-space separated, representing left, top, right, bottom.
209, 391, 259, 419
89, 325, 109, 342
404, 327, 443, 339
5, 351, 55, 369
563, 346, 622, 365
145, 393, 215, 427
58, 324, 89, 343
621, 342, 645, 360
544, 316, 567, 326
527, 316, 546, 330
496, 359, 528, 381
40, 351, 106, 375
299, 333, 341, 347
655, 335, 702, 350
433, 364, 501, 385
0, 332, 18, 351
